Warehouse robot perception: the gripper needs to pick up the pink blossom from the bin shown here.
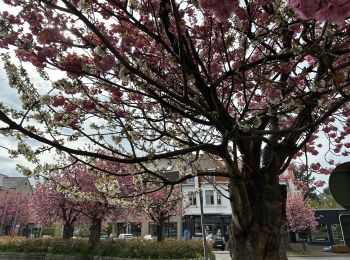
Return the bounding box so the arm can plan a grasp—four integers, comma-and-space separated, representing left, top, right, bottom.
81, 99, 97, 110
286, 192, 317, 232
64, 102, 77, 112
60, 54, 84, 77
314, 180, 325, 187
289, 0, 350, 22
94, 54, 116, 72
288, 23, 301, 32
198, 0, 240, 22
52, 96, 65, 107
310, 163, 321, 171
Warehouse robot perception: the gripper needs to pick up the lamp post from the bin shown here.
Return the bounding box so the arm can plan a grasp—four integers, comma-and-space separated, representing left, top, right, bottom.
196, 177, 208, 260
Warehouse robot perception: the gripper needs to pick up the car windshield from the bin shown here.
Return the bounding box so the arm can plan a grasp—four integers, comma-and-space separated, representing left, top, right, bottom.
212, 235, 222, 240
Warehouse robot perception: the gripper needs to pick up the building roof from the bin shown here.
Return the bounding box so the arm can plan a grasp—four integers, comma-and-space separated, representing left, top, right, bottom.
2, 176, 27, 189
0, 174, 33, 194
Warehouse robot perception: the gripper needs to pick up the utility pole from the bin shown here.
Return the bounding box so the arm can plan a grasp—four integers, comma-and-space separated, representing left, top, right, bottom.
196, 177, 208, 260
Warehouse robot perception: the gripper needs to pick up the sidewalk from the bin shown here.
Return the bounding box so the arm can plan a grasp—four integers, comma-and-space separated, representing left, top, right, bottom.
289, 243, 350, 257
214, 244, 350, 260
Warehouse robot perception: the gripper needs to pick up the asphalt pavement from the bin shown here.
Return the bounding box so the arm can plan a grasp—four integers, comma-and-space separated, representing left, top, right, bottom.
214, 251, 350, 260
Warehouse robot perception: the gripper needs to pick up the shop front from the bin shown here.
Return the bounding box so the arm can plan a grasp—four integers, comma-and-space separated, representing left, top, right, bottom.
183, 215, 231, 241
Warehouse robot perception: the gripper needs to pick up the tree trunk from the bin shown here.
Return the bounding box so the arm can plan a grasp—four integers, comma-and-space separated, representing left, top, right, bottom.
228, 173, 288, 260
89, 217, 102, 248
62, 223, 74, 239
156, 222, 164, 242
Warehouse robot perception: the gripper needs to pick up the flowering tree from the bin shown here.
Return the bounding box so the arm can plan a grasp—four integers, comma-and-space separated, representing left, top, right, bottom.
62, 162, 132, 247
2, 0, 350, 259
137, 185, 184, 242
33, 180, 82, 239
286, 192, 317, 233
34, 160, 132, 246
0, 190, 32, 236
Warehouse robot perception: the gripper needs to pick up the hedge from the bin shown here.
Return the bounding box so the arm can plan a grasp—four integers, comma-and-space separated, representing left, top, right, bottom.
0, 237, 212, 259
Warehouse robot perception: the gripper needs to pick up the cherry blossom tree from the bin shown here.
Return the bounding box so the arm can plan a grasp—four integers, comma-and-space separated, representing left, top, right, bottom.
286, 191, 317, 252
2, 0, 350, 259
34, 158, 133, 246
0, 189, 32, 236
33, 180, 82, 239
137, 185, 184, 242
286, 192, 317, 233
62, 162, 132, 248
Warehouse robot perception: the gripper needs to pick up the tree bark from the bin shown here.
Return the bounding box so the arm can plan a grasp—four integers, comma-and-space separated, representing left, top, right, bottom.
89, 217, 102, 248
62, 223, 74, 239
156, 222, 164, 242
228, 172, 288, 260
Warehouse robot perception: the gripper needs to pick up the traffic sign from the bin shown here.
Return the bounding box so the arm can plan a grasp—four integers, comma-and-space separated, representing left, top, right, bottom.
329, 162, 350, 209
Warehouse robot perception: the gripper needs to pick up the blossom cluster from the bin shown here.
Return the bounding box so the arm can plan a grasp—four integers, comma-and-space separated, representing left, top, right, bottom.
289, 0, 350, 21
198, 0, 240, 22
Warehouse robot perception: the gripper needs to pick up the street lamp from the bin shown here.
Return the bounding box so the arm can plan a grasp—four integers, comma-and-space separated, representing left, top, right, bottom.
195, 177, 208, 260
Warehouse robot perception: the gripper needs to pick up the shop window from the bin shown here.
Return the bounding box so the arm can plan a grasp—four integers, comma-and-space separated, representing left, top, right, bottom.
194, 221, 202, 236
149, 222, 177, 238
164, 222, 177, 237
116, 223, 127, 235
311, 224, 330, 242
130, 223, 141, 237
205, 190, 215, 205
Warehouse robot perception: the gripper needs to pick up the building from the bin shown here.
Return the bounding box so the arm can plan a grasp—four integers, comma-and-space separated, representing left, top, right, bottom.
0, 173, 34, 236
111, 158, 297, 241
0, 173, 33, 195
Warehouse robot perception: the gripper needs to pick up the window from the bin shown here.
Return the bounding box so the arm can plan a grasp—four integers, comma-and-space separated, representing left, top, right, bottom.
187, 177, 195, 184
331, 224, 343, 244
130, 223, 141, 237
164, 222, 177, 237
149, 222, 157, 236
205, 190, 215, 205
205, 176, 215, 182
217, 193, 222, 205
116, 223, 127, 235
311, 224, 330, 242
149, 222, 177, 238
189, 193, 197, 206
117, 222, 141, 236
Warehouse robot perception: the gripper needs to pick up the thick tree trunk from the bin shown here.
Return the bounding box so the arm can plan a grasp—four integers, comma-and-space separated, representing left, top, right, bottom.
156, 222, 164, 242
89, 217, 102, 248
62, 223, 74, 239
228, 173, 288, 260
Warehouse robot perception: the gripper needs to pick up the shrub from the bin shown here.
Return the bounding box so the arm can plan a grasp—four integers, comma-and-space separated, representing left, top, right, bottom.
0, 237, 210, 259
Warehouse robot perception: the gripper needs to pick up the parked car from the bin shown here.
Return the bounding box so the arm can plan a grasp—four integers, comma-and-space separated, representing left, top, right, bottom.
143, 234, 153, 240
118, 233, 133, 239
206, 235, 225, 250
100, 232, 109, 240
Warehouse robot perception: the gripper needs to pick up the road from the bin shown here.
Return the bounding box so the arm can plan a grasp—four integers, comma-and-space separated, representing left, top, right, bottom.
214, 251, 350, 260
